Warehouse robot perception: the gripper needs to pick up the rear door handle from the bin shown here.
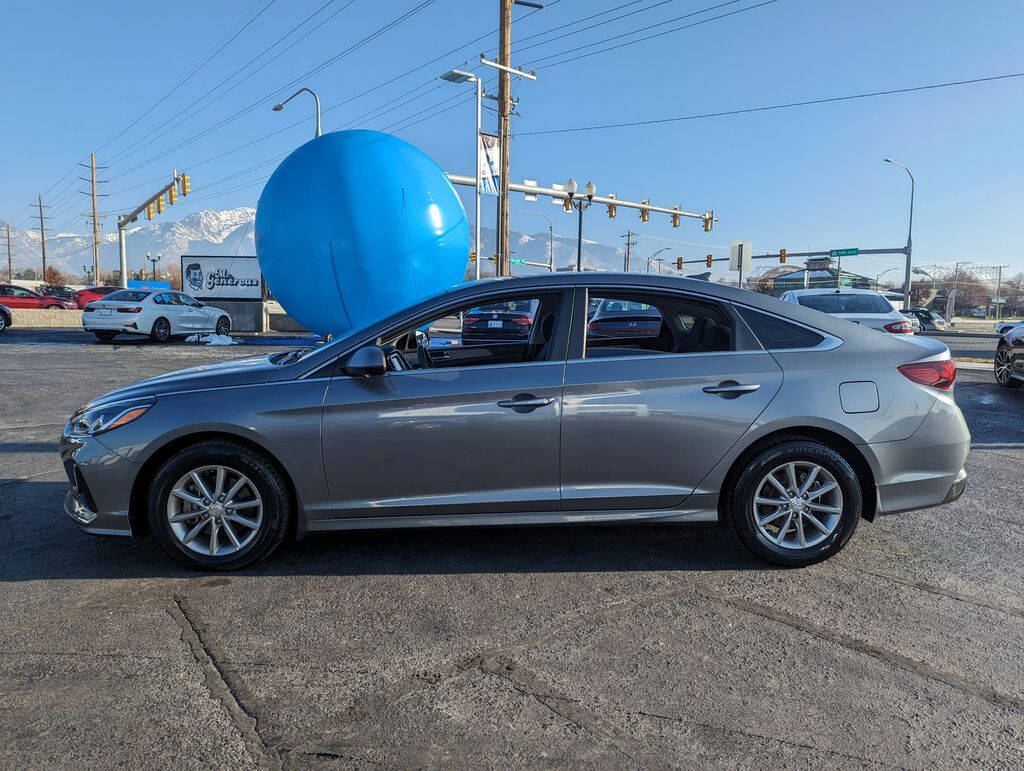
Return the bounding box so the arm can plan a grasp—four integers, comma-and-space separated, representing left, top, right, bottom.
497, 395, 556, 411
703, 381, 760, 398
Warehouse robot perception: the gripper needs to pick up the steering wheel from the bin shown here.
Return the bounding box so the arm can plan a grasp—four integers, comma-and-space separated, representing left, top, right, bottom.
416, 338, 434, 369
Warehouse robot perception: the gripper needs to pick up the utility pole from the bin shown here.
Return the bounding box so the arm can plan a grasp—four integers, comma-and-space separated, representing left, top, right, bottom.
994, 264, 1008, 319
5, 224, 11, 282
89, 153, 100, 278
622, 230, 637, 271
495, 0, 512, 277
37, 195, 47, 282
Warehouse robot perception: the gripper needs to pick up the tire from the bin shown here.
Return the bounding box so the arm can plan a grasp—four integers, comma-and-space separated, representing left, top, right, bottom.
0, 314, 7, 333
94, 331, 117, 342
725, 440, 862, 567
215, 315, 231, 336
994, 346, 1022, 389
150, 317, 171, 343
45, 304, 62, 310
147, 440, 292, 571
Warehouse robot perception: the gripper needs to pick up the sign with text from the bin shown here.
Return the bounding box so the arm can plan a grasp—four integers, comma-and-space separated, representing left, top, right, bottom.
478, 132, 500, 196
180, 255, 263, 301
829, 248, 859, 258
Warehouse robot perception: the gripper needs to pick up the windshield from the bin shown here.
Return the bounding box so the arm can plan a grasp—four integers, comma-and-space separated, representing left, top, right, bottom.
104, 290, 151, 302
797, 293, 893, 314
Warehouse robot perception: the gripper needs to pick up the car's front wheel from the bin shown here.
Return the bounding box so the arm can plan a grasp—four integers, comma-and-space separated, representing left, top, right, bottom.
147, 441, 292, 570
995, 346, 1022, 389
725, 440, 861, 567
150, 317, 171, 343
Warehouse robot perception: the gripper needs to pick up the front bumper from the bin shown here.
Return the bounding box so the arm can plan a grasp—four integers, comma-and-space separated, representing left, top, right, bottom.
59, 430, 136, 537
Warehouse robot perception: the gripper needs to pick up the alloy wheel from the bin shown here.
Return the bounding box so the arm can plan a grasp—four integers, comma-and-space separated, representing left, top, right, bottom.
752, 461, 844, 550
216, 316, 230, 336
154, 319, 170, 342
995, 348, 1012, 384
166, 465, 263, 557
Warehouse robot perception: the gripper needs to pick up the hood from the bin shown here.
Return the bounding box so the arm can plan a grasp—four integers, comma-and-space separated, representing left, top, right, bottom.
89, 354, 279, 407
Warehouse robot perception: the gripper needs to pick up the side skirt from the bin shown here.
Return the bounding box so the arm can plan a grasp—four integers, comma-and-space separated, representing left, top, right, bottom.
306, 507, 719, 532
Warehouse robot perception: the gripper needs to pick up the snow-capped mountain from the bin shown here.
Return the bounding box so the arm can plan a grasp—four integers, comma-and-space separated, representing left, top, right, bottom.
0, 207, 636, 278
1, 207, 256, 277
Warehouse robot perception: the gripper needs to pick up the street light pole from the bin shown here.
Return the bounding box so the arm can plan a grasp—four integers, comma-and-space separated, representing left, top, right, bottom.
884, 158, 914, 310
441, 69, 485, 280
875, 267, 897, 287
272, 87, 323, 139
516, 209, 554, 271
565, 179, 595, 271
647, 247, 670, 273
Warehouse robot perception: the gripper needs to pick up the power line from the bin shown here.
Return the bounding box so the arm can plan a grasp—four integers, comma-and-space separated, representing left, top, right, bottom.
97, 0, 279, 156
520, 71, 1024, 136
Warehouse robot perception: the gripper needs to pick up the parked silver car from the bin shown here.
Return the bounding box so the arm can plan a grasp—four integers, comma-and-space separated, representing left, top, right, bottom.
60, 273, 969, 570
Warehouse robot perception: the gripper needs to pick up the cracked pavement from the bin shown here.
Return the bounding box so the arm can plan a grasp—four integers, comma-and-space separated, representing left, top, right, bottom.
1, 330, 1023, 767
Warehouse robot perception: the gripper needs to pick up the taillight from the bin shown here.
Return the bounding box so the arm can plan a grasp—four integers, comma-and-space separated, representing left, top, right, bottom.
512, 316, 532, 326
117, 306, 142, 313
464, 315, 480, 325
898, 360, 956, 390
884, 320, 914, 334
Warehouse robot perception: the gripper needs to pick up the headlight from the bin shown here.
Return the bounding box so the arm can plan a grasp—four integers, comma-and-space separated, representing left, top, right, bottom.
68, 397, 155, 436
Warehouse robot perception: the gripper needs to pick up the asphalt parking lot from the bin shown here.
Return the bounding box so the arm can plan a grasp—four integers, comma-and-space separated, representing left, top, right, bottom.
1, 329, 1023, 768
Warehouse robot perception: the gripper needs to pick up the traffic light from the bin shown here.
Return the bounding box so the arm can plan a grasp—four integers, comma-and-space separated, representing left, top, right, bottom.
155, 196, 164, 214
706, 254, 713, 268
676, 256, 683, 270
779, 248, 787, 264
671, 206, 680, 228
469, 250, 476, 263
640, 200, 649, 223
180, 174, 192, 196
703, 210, 714, 232
168, 186, 177, 205
606, 193, 616, 218
563, 194, 572, 212
145, 203, 154, 221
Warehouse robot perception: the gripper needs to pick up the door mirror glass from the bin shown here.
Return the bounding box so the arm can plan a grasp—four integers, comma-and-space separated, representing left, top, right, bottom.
346, 345, 387, 376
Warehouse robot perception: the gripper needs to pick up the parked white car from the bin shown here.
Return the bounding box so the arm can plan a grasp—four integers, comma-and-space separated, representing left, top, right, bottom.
778, 288, 914, 334
82, 289, 231, 343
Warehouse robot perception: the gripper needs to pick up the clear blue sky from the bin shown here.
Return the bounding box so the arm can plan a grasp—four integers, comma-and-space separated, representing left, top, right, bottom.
1, 0, 1022, 280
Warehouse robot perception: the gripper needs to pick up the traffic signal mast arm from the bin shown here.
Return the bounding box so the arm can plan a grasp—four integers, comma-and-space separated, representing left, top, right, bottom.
115, 171, 189, 288
445, 173, 717, 231
118, 173, 188, 227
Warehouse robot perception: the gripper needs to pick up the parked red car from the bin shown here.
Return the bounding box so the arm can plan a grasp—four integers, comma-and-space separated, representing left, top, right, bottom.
0, 284, 76, 309
73, 286, 121, 307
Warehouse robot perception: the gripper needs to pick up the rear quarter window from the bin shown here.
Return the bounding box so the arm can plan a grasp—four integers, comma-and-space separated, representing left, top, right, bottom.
737, 307, 825, 350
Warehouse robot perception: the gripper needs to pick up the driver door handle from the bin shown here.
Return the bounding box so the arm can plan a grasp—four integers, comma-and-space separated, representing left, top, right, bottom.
497, 395, 556, 410
703, 381, 760, 397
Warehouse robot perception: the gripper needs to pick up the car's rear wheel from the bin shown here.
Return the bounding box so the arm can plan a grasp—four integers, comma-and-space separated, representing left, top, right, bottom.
45, 304, 62, 310
725, 440, 861, 567
995, 347, 1022, 389
94, 331, 117, 342
0, 314, 7, 333
215, 315, 230, 336
148, 441, 292, 570
150, 317, 171, 343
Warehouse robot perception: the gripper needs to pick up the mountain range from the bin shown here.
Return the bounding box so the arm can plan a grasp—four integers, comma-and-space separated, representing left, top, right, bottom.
1, 207, 664, 278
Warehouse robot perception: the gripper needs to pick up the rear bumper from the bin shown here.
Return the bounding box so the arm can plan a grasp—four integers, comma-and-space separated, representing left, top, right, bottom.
868, 391, 970, 515
83, 314, 143, 332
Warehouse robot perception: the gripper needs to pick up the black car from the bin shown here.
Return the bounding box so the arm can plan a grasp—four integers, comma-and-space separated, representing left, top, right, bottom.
995, 324, 1024, 389
40, 285, 76, 303
0, 303, 11, 333
907, 307, 949, 331
587, 299, 663, 339
461, 300, 538, 342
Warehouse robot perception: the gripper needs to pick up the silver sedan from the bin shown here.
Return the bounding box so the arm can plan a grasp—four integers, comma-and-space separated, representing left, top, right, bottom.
60, 273, 969, 570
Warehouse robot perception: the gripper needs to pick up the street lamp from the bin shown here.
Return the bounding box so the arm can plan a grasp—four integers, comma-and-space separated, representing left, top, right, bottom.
646, 247, 670, 273
565, 178, 596, 271
441, 68, 485, 280
884, 158, 914, 310
516, 209, 554, 271
273, 87, 323, 139
875, 266, 897, 287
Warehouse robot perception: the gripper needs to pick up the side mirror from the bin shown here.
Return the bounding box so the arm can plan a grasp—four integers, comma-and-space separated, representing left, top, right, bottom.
345, 345, 386, 376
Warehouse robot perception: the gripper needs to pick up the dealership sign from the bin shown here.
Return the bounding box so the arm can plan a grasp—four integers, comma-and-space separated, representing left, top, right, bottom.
179, 255, 263, 301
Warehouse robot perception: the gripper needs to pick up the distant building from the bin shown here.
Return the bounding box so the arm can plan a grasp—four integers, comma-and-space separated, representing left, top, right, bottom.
770, 258, 874, 294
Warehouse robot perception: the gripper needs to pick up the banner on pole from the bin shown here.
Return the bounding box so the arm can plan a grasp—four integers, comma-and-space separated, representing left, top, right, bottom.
478, 133, 500, 196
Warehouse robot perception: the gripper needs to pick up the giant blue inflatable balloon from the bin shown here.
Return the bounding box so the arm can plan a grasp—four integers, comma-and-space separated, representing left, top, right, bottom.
255, 130, 470, 336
